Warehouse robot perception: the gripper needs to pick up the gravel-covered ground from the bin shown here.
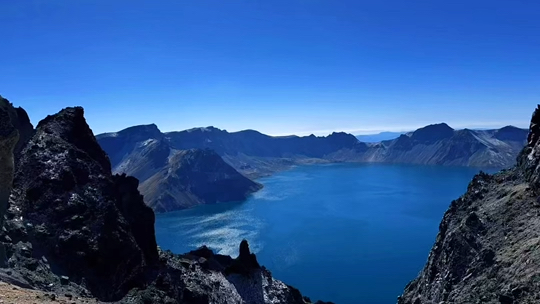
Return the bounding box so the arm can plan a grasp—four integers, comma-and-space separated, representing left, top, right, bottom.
0, 281, 99, 304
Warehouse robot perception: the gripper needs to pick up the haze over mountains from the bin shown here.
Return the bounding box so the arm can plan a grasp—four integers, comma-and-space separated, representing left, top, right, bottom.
97, 122, 527, 212
355, 131, 405, 142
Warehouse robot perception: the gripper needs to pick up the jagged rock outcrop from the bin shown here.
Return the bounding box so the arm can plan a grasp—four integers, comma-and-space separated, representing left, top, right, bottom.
0, 97, 34, 223
0, 101, 331, 304
0, 96, 34, 157
112, 173, 159, 264
8, 107, 154, 300
398, 105, 540, 303
0, 98, 33, 265
0, 107, 19, 229
518, 105, 540, 189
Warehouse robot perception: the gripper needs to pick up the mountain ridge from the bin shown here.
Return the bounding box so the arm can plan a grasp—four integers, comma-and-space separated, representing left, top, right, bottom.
98, 123, 527, 181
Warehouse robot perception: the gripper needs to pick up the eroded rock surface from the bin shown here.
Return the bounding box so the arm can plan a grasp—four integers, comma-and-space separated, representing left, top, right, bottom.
399, 105, 540, 303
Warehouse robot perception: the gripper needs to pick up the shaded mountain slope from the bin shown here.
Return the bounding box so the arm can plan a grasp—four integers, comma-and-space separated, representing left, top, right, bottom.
398, 106, 540, 304
0, 101, 331, 304
365, 124, 527, 168
97, 125, 261, 212
139, 149, 262, 213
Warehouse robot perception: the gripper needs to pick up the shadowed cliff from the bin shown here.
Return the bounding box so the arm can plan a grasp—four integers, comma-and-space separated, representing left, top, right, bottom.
398, 105, 540, 303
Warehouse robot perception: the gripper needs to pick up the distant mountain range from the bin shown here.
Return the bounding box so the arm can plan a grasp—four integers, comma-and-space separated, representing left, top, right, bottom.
356, 131, 405, 142
97, 123, 527, 212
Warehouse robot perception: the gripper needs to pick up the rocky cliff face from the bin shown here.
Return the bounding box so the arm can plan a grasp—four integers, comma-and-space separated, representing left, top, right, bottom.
398, 106, 540, 304
0, 96, 34, 157
8, 107, 156, 300
0, 101, 330, 304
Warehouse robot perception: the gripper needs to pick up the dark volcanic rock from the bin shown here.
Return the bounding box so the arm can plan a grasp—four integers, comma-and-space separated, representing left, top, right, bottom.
398, 105, 540, 303
0, 96, 34, 157
0, 105, 18, 231
519, 105, 540, 190
225, 240, 261, 275
9, 107, 153, 301
112, 173, 159, 264
238, 239, 260, 269
0, 98, 33, 263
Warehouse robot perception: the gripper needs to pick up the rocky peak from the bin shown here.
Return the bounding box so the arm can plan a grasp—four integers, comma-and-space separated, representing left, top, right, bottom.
518, 105, 540, 189
100, 123, 163, 143
0, 107, 17, 138
326, 132, 361, 149
0, 96, 34, 157
9, 107, 156, 301
36, 107, 111, 173
410, 123, 454, 143
238, 239, 260, 269
527, 105, 540, 148
220, 240, 261, 276
493, 125, 528, 142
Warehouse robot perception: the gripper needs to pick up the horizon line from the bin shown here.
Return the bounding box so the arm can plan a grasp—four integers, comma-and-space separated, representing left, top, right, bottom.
100, 121, 529, 138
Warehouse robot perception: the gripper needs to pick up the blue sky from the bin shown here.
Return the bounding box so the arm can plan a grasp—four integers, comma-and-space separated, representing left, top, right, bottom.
1, 0, 539, 135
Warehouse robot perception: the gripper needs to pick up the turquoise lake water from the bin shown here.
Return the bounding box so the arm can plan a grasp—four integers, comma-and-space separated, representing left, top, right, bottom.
155, 163, 493, 304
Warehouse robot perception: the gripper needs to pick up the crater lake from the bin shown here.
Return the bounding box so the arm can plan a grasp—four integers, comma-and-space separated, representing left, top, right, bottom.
155, 163, 496, 304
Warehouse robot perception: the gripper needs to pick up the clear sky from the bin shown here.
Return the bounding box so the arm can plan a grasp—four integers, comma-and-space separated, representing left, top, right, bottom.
1, 0, 539, 136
